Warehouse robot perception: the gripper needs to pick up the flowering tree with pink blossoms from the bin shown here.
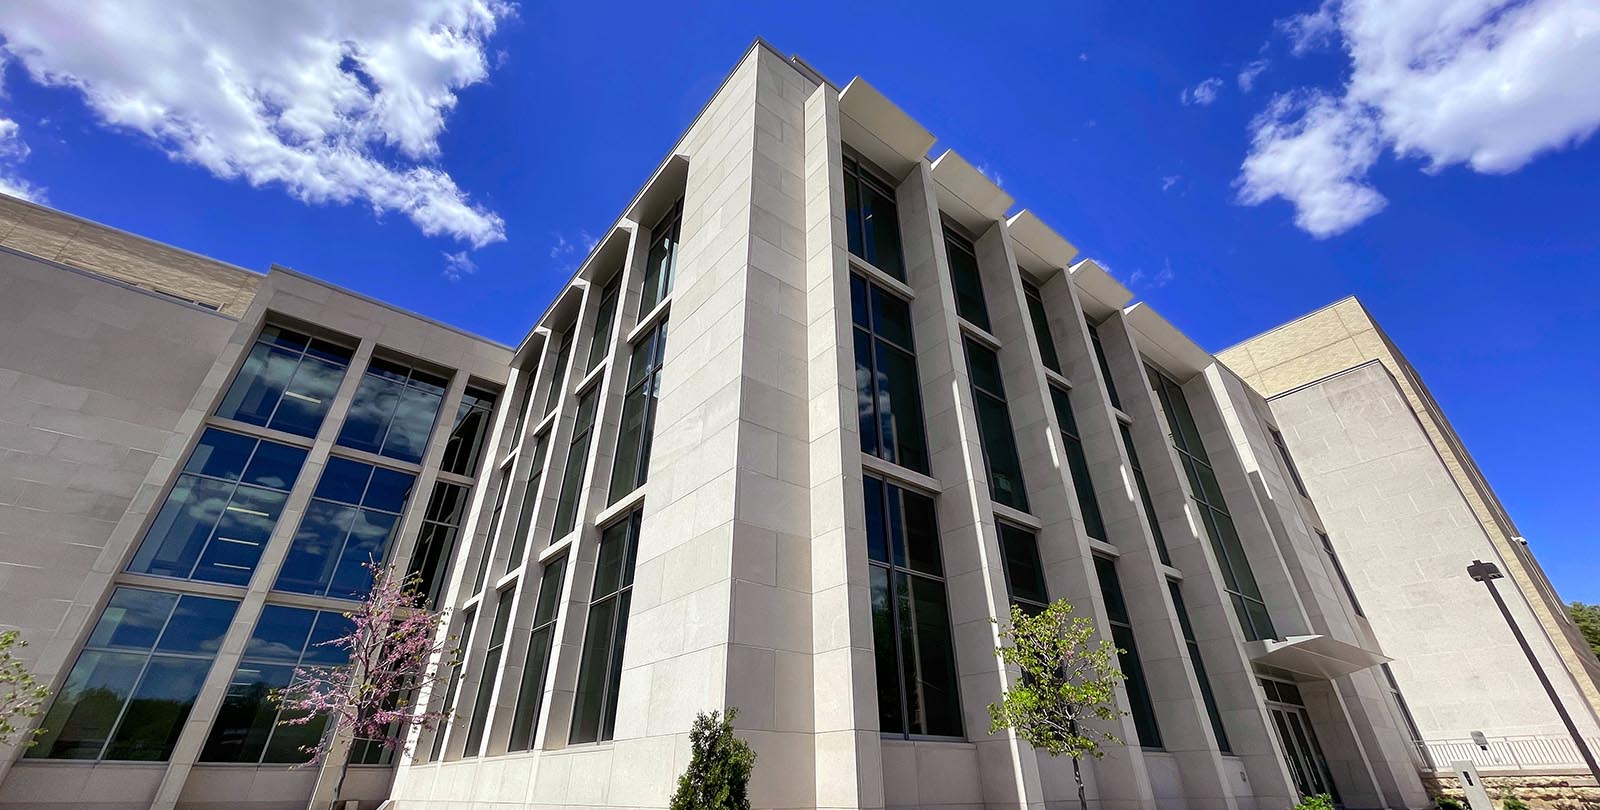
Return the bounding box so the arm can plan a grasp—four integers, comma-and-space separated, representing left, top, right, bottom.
275, 562, 453, 806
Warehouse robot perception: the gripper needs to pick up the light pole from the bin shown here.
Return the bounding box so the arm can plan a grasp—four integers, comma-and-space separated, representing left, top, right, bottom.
1467, 559, 1600, 782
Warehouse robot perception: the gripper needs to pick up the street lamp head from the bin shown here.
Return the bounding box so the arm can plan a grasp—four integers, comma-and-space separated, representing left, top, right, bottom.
1467, 559, 1504, 582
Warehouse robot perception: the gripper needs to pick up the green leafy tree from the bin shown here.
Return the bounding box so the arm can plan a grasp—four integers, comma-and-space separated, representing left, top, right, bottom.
669, 708, 757, 810
989, 600, 1127, 810
0, 630, 50, 748
1293, 793, 1335, 810
1567, 602, 1600, 659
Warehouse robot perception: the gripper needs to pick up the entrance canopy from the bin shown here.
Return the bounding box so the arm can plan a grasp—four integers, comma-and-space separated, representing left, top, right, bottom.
1246, 634, 1391, 679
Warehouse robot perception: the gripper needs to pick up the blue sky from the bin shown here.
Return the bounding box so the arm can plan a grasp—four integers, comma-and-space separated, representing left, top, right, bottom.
1, 2, 1597, 599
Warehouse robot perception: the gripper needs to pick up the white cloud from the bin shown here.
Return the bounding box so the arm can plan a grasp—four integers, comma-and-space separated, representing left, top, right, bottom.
975, 162, 1005, 188
1078, 52, 1089, 62
1241, 0, 1600, 237
441, 250, 476, 281
0, 60, 44, 202
1181, 78, 1224, 106
1277, 0, 1340, 55
1161, 174, 1182, 192
0, 1, 510, 246
1238, 59, 1271, 92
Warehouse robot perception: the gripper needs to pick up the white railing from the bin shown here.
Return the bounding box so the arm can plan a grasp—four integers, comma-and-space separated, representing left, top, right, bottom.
1414, 735, 1600, 772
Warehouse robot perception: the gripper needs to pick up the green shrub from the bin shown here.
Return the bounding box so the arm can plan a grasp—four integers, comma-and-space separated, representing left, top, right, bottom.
1437, 796, 1466, 810
669, 708, 757, 810
1292, 794, 1335, 810
1501, 796, 1528, 810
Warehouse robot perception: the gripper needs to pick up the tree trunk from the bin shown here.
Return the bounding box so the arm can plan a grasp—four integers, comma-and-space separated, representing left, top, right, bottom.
1072, 755, 1087, 810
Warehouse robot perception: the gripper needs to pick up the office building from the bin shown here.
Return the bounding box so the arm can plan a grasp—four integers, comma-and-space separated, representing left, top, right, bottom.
0, 40, 1581, 810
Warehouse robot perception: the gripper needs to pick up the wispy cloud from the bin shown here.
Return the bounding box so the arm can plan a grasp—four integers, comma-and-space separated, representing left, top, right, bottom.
549, 229, 597, 271
1078, 52, 1089, 62
1181, 77, 1224, 106
0, 60, 44, 202
1237, 59, 1270, 93
1240, 0, 1600, 238
0, 1, 511, 246
1122, 258, 1176, 290
1161, 174, 1183, 193
975, 162, 1005, 188
441, 250, 476, 282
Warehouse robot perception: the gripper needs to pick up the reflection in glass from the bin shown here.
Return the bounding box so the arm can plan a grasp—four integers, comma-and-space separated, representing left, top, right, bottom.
216, 325, 351, 437
275, 460, 415, 599
570, 512, 640, 744
851, 275, 928, 474
337, 358, 447, 464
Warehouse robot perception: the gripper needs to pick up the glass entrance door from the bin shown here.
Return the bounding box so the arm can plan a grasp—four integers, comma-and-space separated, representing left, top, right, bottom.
1261, 678, 1341, 803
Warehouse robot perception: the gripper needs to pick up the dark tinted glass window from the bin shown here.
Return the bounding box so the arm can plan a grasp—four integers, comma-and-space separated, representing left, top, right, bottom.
1094, 557, 1161, 748
509, 558, 567, 751
587, 276, 622, 371
843, 156, 904, 280
1168, 581, 1231, 752
1318, 530, 1365, 617
852, 275, 929, 473
441, 387, 496, 476
570, 511, 641, 744
543, 330, 574, 417
199, 606, 352, 763
865, 475, 962, 738
430, 608, 474, 761
129, 428, 307, 585
216, 325, 351, 438
474, 473, 510, 594
1050, 386, 1106, 541
1022, 281, 1060, 374
463, 588, 514, 756
1120, 424, 1171, 565
964, 338, 1028, 512
553, 389, 599, 540
943, 226, 989, 331
506, 432, 549, 572
337, 358, 448, 464
609, 320, 668, 501
407, 482, 470, 608
1149, 367, 1276, 641
1088, 321, 1121, 410
274, 460, 415, 599
1271, 427, 1310, 497
640, 200, 682, 315
998, 522, 1049, 615
32, 589, 237, 761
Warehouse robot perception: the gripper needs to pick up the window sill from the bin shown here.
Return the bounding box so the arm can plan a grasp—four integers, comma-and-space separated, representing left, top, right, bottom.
860, 453, 941, 494
205, 416, 318, 450
1042, 367, 1073, 390
1087, 538, 1120, 558
991, 501, 1039, 530
1111, 406, 1133, 425
957, 319, 1002, 351
540, 530, 576, 564
848, 253, 916, 300
627, 297, 672, 344
574, 359, 607, 396
595, 486, 647, 529
1160, 563, 1184, 581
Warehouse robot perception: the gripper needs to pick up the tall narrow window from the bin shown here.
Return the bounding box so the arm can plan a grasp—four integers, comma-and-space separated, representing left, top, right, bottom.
463, 588, 513, 756
441, 387, 496, 477
511, 370, 535, 448
543, 330, 574, 416
129, 428, 307, 585
474, 473, 510, 594
609, 320, 668, 502
587, 276, 621, 371
509, 558, 567, 751
216, 325, 351, 438
1049, 386, 1107, 540
31, 588, 238, 761
865, 475, 962, 738
570, 511, 641, 744
337, 358, 448, 464
997, 521, 1049, 615
1270, 427, 1310, 497
431, 608, 474, 761
1094, 557, 1162, 748
1120, 424, 1171, 565
943, 225, 990, 331
407, 482, 469, 609
506, 432, 549, 570
843, 155, 905, 280
199, 606, 353, 763
1169, 581, 1231, 753
965, 338, 1029, 512
553, 388, 599, 540
1317, 530, 1365, 617
852, 275, 929, 474
1088, 321, 1121, 410
274, 458, 415, 600
640, 200, 682, 315
1380, 663, 1425, 749
1022, 280, 1060, 374
1149, 367, 1276, 641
